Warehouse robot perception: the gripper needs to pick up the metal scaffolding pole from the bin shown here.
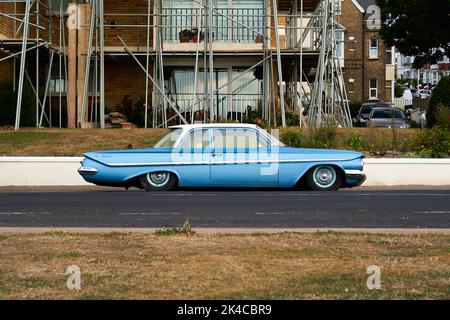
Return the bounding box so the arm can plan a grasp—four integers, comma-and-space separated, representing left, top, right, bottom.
191, 2, 203, 124
144, 0, 151, 128
99, 0, 105, 128
81, 1, 96, 126
59, 0, 63, 128
262, 0, 269, 122
208, 0, 214, 122
117, 36, 188, 124
299, 0, 303, 127
307, 0, 352, 127
272, 0, 286, 127
39, 49, 55, 127
14, 0, 32, 131
0, 43, 46, 62
35, 0, 40, 127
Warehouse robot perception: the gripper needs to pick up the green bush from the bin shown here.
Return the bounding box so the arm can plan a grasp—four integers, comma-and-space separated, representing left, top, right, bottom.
394, 83, 405, 98
280, 129, 304, 148
412, 127, 450, 158
285, 112, 300, 127
427, 76, 450, 128
434, 103, 450, 130
344, 133, 365, 151
280, 127, 337, 149
0, 86, 36, 127
308, 127, 337, 148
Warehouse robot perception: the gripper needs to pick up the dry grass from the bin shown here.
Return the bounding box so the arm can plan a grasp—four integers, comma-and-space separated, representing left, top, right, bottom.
0, 128, 167, 156
0, 127, 420, 157
0, 231, 448, 299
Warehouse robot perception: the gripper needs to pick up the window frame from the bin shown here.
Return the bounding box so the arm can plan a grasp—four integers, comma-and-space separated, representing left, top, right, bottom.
178, 128, 212, 150
369, 37, 378, 59
210, 127, 271, 151
369, 79, 378, 100
335, 30, 344, 59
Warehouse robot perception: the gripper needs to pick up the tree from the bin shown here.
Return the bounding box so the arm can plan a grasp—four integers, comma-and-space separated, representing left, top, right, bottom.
377, 0, 450, 68
426, 76, 450, 128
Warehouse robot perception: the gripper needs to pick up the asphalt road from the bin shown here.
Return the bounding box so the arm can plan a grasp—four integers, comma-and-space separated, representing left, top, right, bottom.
0, 189, 449, 228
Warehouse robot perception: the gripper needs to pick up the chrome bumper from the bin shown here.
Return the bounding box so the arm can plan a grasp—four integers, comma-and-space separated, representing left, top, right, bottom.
344, 170, 366, 186
78, 167, 98, 176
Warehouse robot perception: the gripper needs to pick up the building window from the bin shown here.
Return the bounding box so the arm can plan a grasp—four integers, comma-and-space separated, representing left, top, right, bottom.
163, 66, 261, 121
48, 0, 84, 13
369, 79, 378, 99
369, 38, 378, 58
348, 36, 356, 51
332, 0, 342, 15
335, 31, 344, 59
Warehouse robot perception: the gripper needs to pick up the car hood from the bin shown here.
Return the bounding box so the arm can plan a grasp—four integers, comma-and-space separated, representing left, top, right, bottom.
368, 118, 407, 126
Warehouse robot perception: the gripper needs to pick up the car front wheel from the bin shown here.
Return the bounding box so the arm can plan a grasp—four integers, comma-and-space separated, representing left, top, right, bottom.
139, 171, 177, 191
306, 165, 342, 191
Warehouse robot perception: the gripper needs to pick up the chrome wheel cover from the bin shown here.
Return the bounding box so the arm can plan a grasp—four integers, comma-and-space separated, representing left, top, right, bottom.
146, 172, 170, 187
312, 165, 336, 188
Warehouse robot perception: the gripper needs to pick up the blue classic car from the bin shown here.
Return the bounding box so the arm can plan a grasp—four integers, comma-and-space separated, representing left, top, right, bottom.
78, 124, 366, 191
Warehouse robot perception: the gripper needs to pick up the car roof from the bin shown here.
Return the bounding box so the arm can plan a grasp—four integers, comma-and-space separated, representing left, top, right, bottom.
169, 123, 260, 130
361, 103, 389, 107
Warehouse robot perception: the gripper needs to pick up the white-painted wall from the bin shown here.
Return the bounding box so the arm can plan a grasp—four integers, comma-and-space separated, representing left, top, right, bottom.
363, 159, 450, 186
0, 157, 86, 186
0, 157, 449, 187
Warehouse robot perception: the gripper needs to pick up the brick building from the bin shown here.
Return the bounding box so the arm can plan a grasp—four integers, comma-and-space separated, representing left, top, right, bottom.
338, 0, 395, 104
1, 1, 355, 128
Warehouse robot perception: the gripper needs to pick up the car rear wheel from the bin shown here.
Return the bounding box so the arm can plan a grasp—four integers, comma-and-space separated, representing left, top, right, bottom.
139, 171, 177, 191
306, 165, 342, 191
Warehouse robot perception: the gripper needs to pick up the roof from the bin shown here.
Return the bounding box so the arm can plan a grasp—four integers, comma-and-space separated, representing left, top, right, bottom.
353, 0, 377, 11
169, 123, 260, 130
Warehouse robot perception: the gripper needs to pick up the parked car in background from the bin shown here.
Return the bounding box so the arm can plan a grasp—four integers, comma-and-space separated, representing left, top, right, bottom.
415, 89, 431, 99
357, 103, 389, 126
367, 107, 410, 128
78, 124, 366, 191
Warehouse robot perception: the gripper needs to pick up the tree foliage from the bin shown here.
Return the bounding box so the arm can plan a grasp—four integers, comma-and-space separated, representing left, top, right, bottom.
377, 0, 450, 68
427, 76, 450, 128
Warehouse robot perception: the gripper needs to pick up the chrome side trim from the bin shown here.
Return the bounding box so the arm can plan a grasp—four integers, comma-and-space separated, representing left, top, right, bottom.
105, 158, 357, 167
344, 169, 364, 175
78, 167, 98, 175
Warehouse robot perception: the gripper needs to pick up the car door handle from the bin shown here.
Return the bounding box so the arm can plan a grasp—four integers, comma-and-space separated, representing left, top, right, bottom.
212, 153, 223, 157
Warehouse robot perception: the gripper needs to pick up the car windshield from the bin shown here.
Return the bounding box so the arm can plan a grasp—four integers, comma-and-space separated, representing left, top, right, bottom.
361, 105, 374, 113
371, 109, 405, 119
153, 128, 183, 148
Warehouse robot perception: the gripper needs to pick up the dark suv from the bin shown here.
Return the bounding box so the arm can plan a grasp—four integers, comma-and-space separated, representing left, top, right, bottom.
357, 103, 389, 127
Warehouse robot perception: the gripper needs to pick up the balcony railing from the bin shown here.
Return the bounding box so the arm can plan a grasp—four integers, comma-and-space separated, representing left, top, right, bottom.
161, 8, 264, 44
164, 94, 261, 122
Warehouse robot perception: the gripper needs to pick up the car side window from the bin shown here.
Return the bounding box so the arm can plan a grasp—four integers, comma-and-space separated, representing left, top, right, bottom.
212, 128, 269, 151
179, 129, 211, 149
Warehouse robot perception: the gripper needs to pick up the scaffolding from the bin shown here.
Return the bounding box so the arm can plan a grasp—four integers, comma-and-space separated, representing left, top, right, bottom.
0, 0, 352, 130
